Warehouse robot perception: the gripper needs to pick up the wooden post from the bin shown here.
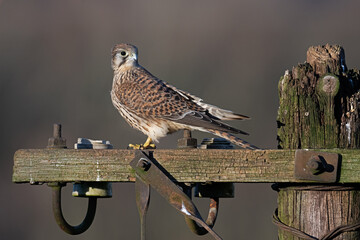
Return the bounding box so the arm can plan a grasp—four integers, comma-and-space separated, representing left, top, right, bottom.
276, 44, 360, 239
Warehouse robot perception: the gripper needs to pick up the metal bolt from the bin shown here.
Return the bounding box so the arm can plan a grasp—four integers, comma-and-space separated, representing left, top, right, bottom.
47, 123, 67, 149
184, 129, 191, 138
53, 123, 62, 138
177, 129, 197, 148
306, 156, 324, 175
137, 158, 151, 171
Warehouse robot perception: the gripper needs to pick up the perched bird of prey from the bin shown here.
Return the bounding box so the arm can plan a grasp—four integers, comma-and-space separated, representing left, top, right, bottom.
111, 43, 258, 150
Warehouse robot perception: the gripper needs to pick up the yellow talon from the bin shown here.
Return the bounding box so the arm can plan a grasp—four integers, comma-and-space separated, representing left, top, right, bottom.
146, 143, 156, 149
128, 137, 156, 149
128, 144, 142, 149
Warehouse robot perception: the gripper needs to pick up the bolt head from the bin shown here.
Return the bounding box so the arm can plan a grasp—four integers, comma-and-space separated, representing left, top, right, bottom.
306, 157, 324, 175
177, 138, 197, 148
137, 158, 151, 171
47, 137, 67, 148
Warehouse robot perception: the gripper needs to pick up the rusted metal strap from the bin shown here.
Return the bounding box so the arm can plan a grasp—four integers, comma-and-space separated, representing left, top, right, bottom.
130, 150, 223, 240
135, 175, 150, 240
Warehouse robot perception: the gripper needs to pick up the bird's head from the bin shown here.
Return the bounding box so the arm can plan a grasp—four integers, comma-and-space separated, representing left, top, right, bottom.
111, 43, 139, 71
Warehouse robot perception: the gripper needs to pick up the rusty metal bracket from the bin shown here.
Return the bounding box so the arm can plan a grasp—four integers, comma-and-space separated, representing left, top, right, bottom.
46, 124, 112, 235
294, 149, 340, 183
130, 150, 223, 240
48, 182, 97, 235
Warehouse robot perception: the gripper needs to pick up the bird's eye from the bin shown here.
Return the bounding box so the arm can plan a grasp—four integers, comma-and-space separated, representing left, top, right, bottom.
120, 51, 127, 57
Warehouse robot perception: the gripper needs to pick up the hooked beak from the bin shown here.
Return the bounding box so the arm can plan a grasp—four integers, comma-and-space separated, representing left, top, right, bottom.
128, 52, 138, 61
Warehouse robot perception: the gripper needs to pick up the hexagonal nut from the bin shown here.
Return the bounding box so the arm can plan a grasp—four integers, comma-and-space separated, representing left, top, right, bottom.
47, 137, 67, 148
177, 138, 197, 148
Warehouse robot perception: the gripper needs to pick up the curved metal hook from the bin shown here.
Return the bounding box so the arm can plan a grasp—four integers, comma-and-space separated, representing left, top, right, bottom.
50, 183, 97, 235
183, 184, 220, 235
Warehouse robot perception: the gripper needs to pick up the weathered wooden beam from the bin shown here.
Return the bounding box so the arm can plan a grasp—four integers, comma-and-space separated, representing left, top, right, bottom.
12, 148, 360, 184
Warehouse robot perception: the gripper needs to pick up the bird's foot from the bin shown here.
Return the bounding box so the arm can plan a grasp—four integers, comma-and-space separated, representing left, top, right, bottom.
128, 143, 156, 150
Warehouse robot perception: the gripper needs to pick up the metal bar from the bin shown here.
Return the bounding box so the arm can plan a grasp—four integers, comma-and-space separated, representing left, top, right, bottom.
135, 176, 150, 240
130, 151, 223, 240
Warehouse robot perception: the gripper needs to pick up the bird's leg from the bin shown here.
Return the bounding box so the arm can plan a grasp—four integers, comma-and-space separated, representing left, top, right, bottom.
142, 137, 156, 149
128, 137, 156, 150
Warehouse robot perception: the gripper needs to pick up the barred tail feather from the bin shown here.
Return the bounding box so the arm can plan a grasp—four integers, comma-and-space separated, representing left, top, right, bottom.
207, 129, 260, 150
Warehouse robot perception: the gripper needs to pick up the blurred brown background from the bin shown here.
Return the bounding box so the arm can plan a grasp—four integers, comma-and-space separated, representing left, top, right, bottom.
1, 1, 360, 239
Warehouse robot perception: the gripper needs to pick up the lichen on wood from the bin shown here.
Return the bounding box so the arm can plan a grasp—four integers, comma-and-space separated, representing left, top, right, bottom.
277, 44, 360, 149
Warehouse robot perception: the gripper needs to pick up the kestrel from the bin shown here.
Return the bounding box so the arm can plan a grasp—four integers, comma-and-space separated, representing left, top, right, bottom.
111, 43, 258, 150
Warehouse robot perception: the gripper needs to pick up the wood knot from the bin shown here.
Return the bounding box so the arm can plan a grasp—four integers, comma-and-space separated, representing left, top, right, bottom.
322, 75, 338, 94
